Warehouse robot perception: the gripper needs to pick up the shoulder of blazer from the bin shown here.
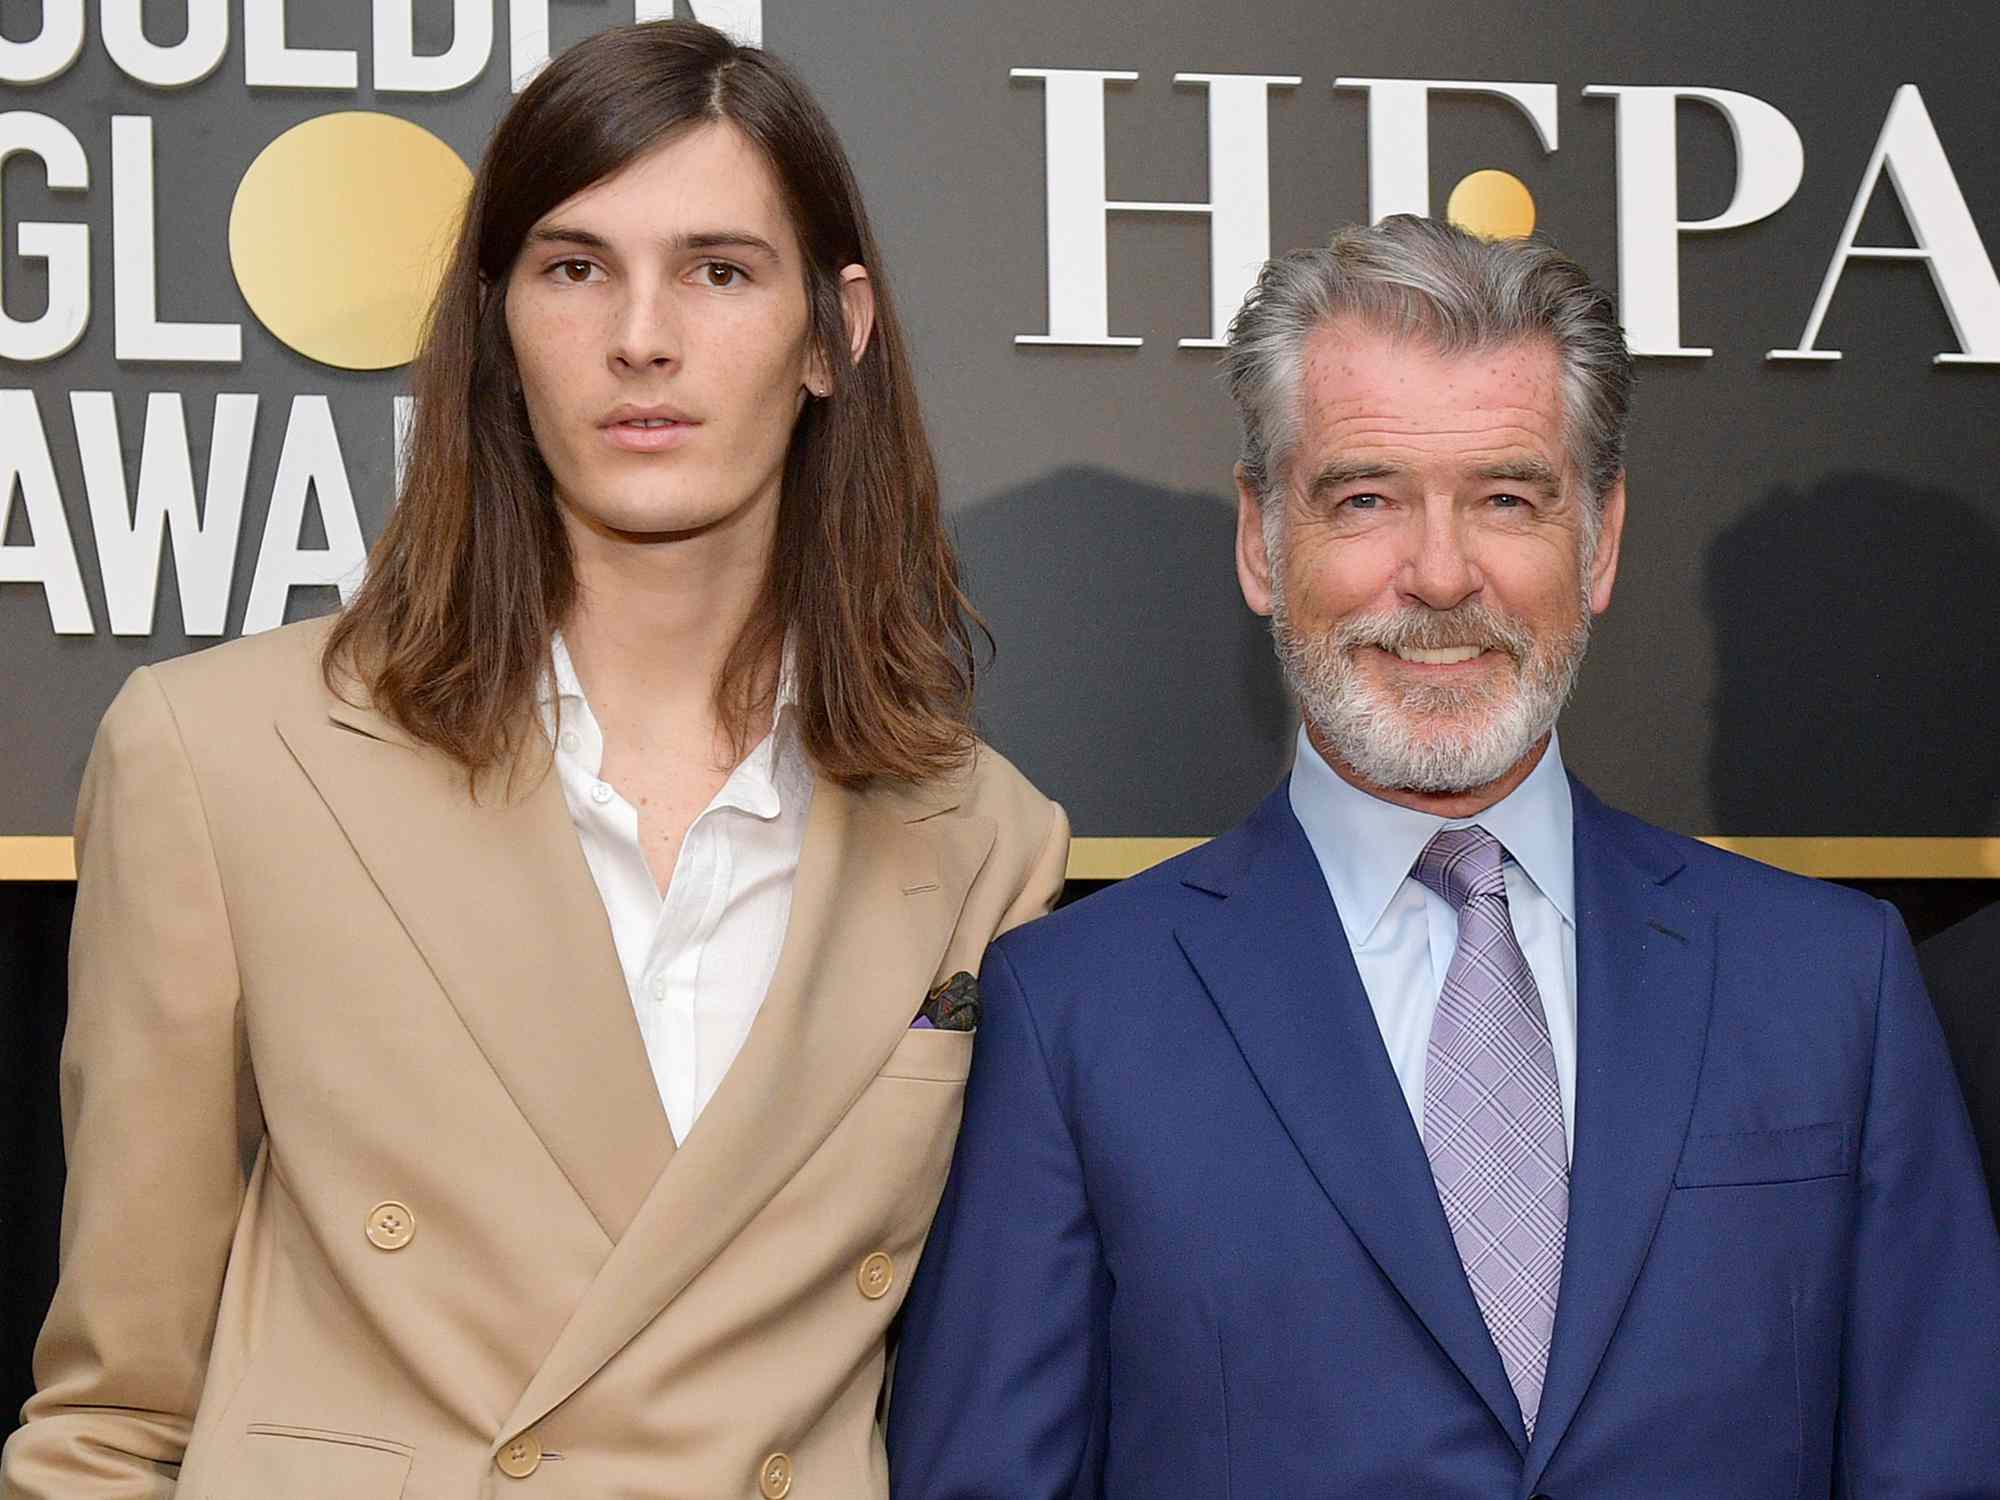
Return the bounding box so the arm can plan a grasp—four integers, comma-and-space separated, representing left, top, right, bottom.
142, 613, 350, 739
867, 737, 1056, 832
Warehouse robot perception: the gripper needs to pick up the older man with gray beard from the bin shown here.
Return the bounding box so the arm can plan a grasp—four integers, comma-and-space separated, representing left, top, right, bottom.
889, 215, 2000, 1498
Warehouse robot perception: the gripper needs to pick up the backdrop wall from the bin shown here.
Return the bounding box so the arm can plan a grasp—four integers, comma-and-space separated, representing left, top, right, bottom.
3, 0, 1998, 867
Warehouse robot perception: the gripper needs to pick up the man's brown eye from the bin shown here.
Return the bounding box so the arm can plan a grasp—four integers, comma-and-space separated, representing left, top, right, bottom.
705, 263, 739, 287
561, 260, 592, 282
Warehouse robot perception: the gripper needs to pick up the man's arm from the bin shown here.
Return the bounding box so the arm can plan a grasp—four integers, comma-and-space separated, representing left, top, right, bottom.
1, 669, 257, 1498
1834, 901, 2000, 1495
1917, 904, 2000, 1225
888, 939, 1108, 1499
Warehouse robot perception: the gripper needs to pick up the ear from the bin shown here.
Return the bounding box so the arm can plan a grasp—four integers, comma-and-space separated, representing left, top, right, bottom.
1235, 463, 1277, 618
1587, 473, 1626, 616
837, 263, 875, 365
807, 263, 876, 395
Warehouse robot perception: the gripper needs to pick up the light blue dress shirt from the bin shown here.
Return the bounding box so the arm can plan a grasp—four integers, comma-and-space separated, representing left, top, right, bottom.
1288, 726, 1578, 1150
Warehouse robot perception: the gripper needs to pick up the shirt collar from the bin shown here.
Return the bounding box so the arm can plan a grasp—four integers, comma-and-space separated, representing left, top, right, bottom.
545, 630, 804, 822
1288, 723, 1576, 947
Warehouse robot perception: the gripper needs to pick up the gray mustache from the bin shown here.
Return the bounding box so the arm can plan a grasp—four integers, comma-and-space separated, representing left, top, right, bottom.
1332, 603, 1536, 660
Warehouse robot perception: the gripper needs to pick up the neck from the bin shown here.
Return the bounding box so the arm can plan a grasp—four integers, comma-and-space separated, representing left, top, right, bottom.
558, 498, 780, 756
1306, 724, 1553, 819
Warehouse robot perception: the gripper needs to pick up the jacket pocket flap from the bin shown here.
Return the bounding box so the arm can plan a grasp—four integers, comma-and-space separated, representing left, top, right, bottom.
1674, 1121, 1851, 1188
226, 1425, 413, 1500
878, 1025, 975, 1083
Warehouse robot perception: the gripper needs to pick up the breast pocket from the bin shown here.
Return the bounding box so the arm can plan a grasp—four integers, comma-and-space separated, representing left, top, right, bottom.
220, 1424, 414, 1499
877, 1026, 976, 1083
1673, 1121, 1852, 1188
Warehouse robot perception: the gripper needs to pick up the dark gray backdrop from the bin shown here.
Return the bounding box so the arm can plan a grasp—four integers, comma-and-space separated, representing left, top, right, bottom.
5, 0, 1998, 841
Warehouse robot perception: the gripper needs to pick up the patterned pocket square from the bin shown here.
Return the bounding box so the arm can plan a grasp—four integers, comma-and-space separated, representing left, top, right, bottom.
912, 971, 981, 1031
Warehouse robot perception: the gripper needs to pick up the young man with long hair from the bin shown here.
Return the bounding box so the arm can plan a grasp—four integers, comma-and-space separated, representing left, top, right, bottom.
4, 22, 1065, 1498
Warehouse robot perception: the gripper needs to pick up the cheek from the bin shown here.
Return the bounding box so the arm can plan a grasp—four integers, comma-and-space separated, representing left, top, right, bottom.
1284, 536, 1396, 621
1484, 547, 1588, 625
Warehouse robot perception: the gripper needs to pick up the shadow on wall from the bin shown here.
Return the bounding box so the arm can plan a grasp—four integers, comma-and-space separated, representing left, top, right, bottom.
1705, 473, 2000, 837
954, 465, 1292, 836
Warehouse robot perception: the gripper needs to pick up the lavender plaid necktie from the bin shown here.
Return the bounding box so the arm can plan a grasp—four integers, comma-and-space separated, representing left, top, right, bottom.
1414, 824, 1568, 1439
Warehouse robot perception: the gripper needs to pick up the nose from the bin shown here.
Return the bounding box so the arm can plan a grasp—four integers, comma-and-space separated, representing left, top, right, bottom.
1399, 502, 1481, 609
608, 278, 678, 373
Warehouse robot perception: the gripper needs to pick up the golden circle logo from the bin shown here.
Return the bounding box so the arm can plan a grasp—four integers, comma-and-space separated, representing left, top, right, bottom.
229, 112, 471, 371
1446, 169, 1536, 241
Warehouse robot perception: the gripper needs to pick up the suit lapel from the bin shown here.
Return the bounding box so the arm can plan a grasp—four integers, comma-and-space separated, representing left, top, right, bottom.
1522, 781, 1714, 1486
500, 776, 996, 1437
277, 699, 671, 1243
1178, 789, 1529, 1451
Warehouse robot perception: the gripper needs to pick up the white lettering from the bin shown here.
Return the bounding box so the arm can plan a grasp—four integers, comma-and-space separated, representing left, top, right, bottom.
102, 0, 229, 89
375, 0, 493, 93
1013, 70, 1299, 348
393, 395, 416, 496
0, 112, 89, 363
0, 0, 84, 85
1583, 86, 1803, 359
0, 390, 93, 635
1013, 69, 1142, 348
71, 392, 256, 637
1771, 85, 2000, 365
1173, 73, 1302, 349
1332, 78, 1559, 221
112, 115, 241, 362
243, 396, 367, 635
245, 0, 359, 90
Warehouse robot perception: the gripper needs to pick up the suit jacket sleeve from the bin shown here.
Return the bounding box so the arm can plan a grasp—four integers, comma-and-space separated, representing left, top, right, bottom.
2, 669, 261, 1499
887, 939, 1109, 1499
1835, 901, 2000, 1495
1918, 904, 2000, 1226
996, 799, 1070, 939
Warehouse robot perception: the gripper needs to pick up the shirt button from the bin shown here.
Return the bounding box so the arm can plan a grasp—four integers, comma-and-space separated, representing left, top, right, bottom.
365, 1201, 415, 1251
496, 1430, 542, 1478
759, 1452, 793, 1499
650, 974, 668, 1002
559, 730, 580, 753
589, 780, 614, 805
857, 1251, 895, 1299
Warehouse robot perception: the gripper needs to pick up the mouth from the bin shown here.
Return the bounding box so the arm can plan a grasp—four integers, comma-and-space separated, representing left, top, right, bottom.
1381, 644, 1490, 666
600, 409, 698, 452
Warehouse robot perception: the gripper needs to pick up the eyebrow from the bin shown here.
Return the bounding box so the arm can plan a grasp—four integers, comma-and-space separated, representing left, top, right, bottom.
1473, 457, 1563, 492
1305, 459, 1400, 495
525, 224, 786, 262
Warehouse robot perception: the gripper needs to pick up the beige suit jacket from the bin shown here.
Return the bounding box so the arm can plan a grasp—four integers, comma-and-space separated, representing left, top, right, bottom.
2, 617, 1068, 1500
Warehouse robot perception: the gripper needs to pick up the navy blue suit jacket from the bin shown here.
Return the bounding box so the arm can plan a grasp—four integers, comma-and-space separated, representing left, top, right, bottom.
888, 780, 2000, 1497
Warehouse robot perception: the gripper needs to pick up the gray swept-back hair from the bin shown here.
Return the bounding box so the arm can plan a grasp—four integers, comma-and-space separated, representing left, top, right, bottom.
1226, 215, 1633, 510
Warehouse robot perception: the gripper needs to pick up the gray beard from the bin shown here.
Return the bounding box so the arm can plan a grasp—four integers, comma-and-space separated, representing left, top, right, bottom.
1269, 582, 1592, 796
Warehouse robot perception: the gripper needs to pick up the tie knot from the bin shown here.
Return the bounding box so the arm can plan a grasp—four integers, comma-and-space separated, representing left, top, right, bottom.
1413, 824, 1507, 911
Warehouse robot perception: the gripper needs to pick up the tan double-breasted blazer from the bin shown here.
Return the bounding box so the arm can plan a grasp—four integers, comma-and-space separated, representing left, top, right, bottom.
1, 616, 1068, 1499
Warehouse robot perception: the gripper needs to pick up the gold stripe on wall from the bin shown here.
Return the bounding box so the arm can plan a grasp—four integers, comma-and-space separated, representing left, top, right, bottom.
1065, 836, 2000, 883
0, 838, 78, 881
3, 835, 1998, 884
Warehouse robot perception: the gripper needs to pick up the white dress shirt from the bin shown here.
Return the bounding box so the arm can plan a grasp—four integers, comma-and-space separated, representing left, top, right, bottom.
543, 633, 813, 1146
1288, 725, 1578, 1150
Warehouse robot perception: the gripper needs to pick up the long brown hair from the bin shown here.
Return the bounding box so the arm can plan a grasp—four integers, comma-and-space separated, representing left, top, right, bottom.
326, 21, 981, 787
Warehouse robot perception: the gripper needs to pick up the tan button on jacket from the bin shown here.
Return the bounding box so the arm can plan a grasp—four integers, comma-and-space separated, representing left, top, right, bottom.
1, 616, 1069, 1499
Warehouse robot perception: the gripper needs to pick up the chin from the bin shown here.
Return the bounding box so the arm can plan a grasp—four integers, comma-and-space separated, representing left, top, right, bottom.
1311, 697, 1550, 797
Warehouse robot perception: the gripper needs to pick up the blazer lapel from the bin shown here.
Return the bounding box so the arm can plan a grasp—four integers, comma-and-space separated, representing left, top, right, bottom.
1522, 780, 1714, 1486
1178, 788, 1528, 1451
499, 776, 996, 1439
277, 698, 671, 1244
